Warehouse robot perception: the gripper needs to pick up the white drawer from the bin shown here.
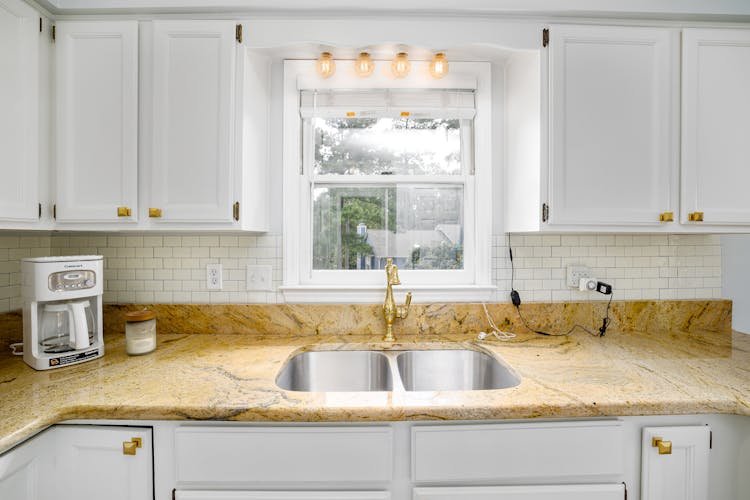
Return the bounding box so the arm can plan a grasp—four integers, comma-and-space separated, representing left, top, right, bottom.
413, 484, 625, 500
176, 491, 391, 500
411, 421, 624, 483
175, 426, 393, 486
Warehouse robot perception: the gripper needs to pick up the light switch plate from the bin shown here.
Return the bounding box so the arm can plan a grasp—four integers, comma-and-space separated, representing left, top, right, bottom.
206, 263, 223, 290
246, 265, 272, 291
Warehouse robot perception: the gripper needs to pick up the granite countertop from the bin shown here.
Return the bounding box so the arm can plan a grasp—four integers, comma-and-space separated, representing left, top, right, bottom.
1, 324, 749, 454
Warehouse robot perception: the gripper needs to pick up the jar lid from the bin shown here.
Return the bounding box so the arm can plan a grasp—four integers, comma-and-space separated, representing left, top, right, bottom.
125, 310, 155, 322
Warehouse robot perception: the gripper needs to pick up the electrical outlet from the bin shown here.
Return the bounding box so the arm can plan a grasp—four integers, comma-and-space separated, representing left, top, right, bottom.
206, 263, 223, 290
567, 265, 591, 288
246, 265, 272, 291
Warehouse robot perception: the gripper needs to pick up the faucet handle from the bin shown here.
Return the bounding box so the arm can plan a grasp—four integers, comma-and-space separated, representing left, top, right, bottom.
404, 291, 412, 307
398, 291, 412, 319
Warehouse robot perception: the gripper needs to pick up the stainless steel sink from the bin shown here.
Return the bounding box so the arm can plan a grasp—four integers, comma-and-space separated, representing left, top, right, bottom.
275, 351, 393, 392
276, 348, 520, 393
396, 349, 521, 391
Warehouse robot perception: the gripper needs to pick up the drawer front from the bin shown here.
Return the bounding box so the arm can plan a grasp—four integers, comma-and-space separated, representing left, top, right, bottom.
412, 421, 623, 483
413, 484, 625, 500
175, 426, 393, 485
176, 492, 391, 500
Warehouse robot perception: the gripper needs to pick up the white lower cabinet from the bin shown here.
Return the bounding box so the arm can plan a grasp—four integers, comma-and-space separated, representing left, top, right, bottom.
640, 426, 711, 500
175, 492, 391, 500
413, 485, 625, 500
0, 429, 49, 500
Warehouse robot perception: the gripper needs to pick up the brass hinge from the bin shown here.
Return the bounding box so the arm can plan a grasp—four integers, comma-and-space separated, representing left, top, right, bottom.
51, 25, 55, 41
39, 17, 42, 33
543, 28, 549, 47
235, 24, 243, 44
38, 203, 41, 219
542, 203, 549, 222
52, 204, 56, 220
233, 201, 240, 221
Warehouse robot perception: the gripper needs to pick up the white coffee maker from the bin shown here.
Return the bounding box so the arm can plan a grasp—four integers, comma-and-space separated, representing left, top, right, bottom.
21, 256, 105, 370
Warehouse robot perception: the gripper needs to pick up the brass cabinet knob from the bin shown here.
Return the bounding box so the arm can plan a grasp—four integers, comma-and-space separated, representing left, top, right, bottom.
659, 212, 674, 222
688, 211, 704, 222
149, 208, 162, 218
122, 437, 142, 455
117, 206, 132, 217
652, 436, 672, 455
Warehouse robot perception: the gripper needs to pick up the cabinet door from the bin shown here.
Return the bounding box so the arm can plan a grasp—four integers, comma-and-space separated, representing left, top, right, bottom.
55, 21, 139, 223
681, 29, 750, 225
151, 20, 237, 223
413, 485, 624, 500
176, 492, 390, 500
55, 425, 153, 500
0, 440, 43, 500
0, 0, 39, 222
548, 25, 676, 226
641, 426, 710, 500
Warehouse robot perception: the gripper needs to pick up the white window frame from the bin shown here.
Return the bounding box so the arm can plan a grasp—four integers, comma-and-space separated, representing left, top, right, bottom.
281, 60, 494, 303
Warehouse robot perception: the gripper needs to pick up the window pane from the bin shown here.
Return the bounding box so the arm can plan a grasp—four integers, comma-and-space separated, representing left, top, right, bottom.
312, 118, 464, 175
313, 185, 464, 270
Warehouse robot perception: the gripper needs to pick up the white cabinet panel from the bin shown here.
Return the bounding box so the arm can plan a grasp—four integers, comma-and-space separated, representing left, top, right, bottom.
150, 20, 237, 223
55, 425, 153, 500
176, 492, 391, 500
55, 21, 139, 223
412, 421, 623, 483
681, 29, 750, 225
0, 0, 39, 222
547, 25, 677, 227
0, 440, 42, 500
641, 426, 710, 500
174, 426, 393, 486
413, 485, 625, 500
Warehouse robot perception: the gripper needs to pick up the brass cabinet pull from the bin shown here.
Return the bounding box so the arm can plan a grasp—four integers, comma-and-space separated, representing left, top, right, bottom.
659, 212, 674, 222
117, 206, 132, 217
688, 211, 704, 222
652, 436, 672, 455
122, 437, 142, 455
149, 208, 162, 218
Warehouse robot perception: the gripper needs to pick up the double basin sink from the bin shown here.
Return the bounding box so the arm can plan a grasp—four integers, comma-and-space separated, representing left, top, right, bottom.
276, 349, 520, 392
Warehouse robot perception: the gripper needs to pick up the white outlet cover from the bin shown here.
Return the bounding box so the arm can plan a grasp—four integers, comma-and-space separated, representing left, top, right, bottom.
206, 263, 223, 290
246, 265, 272, 291
566, 265, 591, 288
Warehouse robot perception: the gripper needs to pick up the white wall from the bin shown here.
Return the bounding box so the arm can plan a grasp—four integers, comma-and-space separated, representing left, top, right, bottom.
722, 234, 750, 333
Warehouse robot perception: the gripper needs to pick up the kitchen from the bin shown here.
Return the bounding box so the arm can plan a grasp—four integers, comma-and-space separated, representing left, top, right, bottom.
1, 0, 749, 499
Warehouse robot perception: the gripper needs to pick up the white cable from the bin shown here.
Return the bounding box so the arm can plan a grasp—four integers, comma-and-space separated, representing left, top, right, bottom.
477, 303, 516, 341
9, 343, 23, 356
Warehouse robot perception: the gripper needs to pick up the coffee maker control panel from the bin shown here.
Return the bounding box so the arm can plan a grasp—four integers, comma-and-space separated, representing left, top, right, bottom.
48, 270, 96, 292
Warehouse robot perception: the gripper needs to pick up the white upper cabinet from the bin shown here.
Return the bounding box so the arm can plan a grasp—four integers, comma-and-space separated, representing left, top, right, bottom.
547, 25, 677, 227
55, 21, 139, 223
681, 29, 750, 226
0, 0, 39, 222
149, 20, 237, 224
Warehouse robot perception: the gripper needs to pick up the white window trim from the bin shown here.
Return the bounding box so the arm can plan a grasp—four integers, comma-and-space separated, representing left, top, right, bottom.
282, 60, 494, 303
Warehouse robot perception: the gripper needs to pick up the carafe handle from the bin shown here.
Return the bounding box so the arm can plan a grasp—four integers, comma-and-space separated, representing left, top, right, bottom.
69, 302, 90, 350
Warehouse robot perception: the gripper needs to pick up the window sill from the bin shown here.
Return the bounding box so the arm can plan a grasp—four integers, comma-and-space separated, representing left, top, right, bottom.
279, 285, 497, 304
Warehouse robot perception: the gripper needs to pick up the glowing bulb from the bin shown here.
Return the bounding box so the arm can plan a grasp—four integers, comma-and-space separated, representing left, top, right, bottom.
391, 52, 410, 79
354, 52, 374, 77
429, 53, 449, 79
316, 52, 335, 79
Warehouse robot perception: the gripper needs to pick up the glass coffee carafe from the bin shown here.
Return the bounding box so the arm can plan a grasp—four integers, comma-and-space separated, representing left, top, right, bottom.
39, 300, 95, 353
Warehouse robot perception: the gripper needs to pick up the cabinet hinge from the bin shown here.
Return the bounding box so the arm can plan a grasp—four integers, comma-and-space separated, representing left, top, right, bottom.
51, 25, 56, 42
38, 203, 41, 219
709, 430, 713, 449
233, 201, 240, 221
235, 24, 243, 44
623, 482, 627, 500
543, 28, 549, 47
52, 204, 56, 220
172, 488, 176, 500
39, 17, 42, 33
542, 203, 549, 222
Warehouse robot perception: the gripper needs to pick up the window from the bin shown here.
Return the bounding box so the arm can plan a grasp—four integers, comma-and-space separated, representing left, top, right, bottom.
282, 61, 493, 302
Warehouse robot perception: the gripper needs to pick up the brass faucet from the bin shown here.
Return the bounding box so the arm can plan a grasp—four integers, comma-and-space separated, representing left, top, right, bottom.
382, 258, 412, 342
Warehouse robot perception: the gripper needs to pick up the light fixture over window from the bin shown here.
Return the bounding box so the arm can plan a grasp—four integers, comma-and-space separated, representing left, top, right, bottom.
316, 52, 335, 79
430, 53, 449, 79
391, 52, 410, 78
354, 52, 375, 77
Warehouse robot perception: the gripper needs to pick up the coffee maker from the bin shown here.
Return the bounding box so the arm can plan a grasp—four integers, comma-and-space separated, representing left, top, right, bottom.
21, 256, 104, 370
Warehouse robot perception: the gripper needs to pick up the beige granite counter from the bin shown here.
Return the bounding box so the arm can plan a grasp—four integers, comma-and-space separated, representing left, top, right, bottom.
1, 310, 748, 454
